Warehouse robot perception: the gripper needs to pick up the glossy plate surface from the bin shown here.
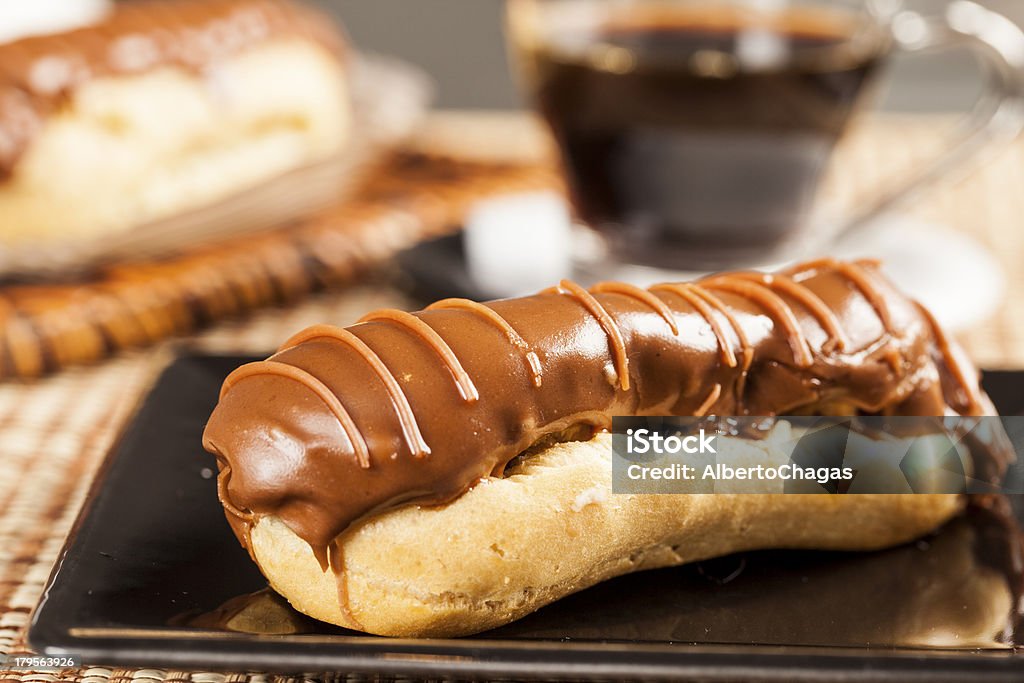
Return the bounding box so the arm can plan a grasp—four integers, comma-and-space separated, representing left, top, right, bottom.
29, 354, 1024, 680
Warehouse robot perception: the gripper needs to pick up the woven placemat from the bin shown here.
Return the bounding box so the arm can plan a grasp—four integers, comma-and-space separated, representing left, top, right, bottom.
0, 287, 418, 683
0, 116, 1022, 683
0, 152, 560, 380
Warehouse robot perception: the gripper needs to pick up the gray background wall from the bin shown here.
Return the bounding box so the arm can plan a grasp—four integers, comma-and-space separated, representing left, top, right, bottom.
310, 0, 1024, 112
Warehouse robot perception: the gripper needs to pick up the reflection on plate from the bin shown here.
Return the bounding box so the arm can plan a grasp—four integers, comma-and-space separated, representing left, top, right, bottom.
181, 500, 1022, 649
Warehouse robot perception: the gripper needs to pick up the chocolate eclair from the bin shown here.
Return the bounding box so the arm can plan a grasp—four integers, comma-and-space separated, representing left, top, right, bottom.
203, 258, 1011, 637
0, 0, 350, 246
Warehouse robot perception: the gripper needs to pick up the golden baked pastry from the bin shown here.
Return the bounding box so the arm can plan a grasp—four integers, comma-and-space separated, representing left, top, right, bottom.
203, 258, 1010, 637
0, 0, 351, 245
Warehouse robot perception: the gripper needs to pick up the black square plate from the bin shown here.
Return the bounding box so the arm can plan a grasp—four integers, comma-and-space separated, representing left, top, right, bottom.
27, 354, 1024, 680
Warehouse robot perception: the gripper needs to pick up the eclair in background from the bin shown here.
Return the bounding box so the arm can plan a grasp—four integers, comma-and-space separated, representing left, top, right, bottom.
0, 0, 351, 247
203, 259, 1014, 637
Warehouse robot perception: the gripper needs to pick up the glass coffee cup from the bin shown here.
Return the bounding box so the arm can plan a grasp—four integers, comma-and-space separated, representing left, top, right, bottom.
506, 0, 1024, 272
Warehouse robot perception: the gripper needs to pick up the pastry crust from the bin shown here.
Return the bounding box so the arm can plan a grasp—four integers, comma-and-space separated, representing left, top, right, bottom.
0, 38, 350, 244
205, 261, 1008, 637
249, 433, 964, 637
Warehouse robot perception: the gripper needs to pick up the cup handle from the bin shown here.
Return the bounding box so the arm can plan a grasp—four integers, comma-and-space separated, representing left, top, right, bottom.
831, 1, 1024, 243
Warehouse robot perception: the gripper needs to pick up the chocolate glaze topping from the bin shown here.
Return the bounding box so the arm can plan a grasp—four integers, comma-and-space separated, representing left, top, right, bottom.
202, 259, 1009, 571
0, 0, 344, 179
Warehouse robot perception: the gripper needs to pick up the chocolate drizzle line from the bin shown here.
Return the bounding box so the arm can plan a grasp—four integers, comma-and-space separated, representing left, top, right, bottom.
688, 285, 756, 377
427, 298, 544, 388
280, 325, 431, 459
914, 301, 984, 414
789, 258, 894, 331
358, 309, 480, 403
551, 280, 630, 391
591, 281, 680, 335
216, 462, 252, 524
703, 277, 814, 368
694, 383, 723, 417
328, 541, 364, 630
221, 360, 371, 468
203, 260, 1012, 624
649, 283, 739, 368
733, 272, 849, 352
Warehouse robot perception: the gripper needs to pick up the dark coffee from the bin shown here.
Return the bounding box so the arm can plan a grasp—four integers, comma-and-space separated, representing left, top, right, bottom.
528, 9, 888, 268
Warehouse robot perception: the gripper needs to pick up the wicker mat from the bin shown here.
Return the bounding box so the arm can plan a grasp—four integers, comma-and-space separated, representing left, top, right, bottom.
0, 152, 560, 381
0, 115, 1023, 683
